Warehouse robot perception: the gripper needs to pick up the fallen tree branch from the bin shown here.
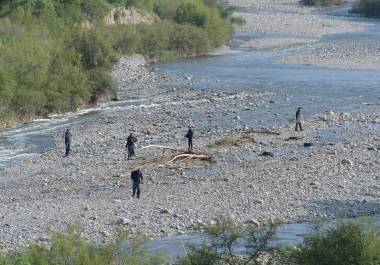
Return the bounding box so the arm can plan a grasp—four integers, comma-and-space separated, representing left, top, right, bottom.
165, 154, 211, 165
140, 144, 211, 165
246, 129, 280, 135
140, 145, 186, 152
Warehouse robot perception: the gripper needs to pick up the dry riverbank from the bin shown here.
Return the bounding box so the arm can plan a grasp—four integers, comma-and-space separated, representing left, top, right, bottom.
1, 0, 380, 250
231, 0, 380, 70
1, 55, 380, 249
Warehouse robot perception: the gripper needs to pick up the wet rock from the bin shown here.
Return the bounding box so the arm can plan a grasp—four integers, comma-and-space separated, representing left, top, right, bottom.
285, 136, 302, 141
160, 209, 172, 215
341, 159, 353, 166
116, 218, 130, 225
310, 181, 319, 186
260, 151, 274, 157
100, 230, 111, 237
245, 218, 260, 226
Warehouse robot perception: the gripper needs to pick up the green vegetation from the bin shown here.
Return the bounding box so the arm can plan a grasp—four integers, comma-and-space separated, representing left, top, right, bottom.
178, 217, 278, 265
207, 133, 255, 148
282, 221, 380, 265
0, 225, 167, 265
0, 0, 240, 123
208, 137, 239, 148
352, 0, 380, 18
2, 219, 380, 265
300, 0, 343, 6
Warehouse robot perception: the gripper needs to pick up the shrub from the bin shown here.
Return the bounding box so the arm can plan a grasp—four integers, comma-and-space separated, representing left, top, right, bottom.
169, 24, 209, 56
353, 0, 380, 18
178, 217, 278, 265
0, 225, 168, 265
125, 0, 157, 12
0, 0, 236, 122
175, 1, 209, 27
283, 222, 380, 265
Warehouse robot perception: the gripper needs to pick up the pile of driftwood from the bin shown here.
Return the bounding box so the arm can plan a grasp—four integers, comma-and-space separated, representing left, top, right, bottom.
140, 145, 211, 166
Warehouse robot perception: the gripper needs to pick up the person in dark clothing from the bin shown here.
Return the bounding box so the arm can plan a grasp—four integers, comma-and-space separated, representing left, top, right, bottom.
64, 129, 72, 156
185, 127, 193, 150
295, 107, 303, 131
126, 133, 137, 160
131, 169, 143, 198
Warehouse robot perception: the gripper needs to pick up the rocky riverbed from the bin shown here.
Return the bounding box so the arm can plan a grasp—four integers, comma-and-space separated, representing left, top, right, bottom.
278, 39, 380, 70
1, 54, 380, 249
231, 0, 380, 70
1, 0, 380, 250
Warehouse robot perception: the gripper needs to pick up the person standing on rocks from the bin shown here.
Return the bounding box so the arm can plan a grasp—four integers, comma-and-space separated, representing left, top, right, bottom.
64, 128, 72, 157
185, 127, 193, 150
126, 133, 137, 160
295, 107, 303, 131
131, 169, 143, 198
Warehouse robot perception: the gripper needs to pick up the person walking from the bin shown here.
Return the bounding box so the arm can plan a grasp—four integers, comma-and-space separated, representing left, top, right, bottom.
295, 107, 303, 131
131, 169, 143, 198
126, 133, 137, 160
64, 128, 72, 156
185, 127, 193, 150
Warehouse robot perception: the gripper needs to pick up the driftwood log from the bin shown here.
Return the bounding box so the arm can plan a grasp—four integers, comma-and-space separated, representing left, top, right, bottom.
140, 145, 211, 165
246, 129, 280, 135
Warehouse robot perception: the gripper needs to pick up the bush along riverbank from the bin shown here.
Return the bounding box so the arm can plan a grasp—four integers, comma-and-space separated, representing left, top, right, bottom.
352, 0, 380, 18
1, 218, 380, 265
0, 0, 240, 124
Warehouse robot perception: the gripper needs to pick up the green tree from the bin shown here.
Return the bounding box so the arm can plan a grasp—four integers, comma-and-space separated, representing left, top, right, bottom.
283, 222, 380, 265
179, 217, 278, 265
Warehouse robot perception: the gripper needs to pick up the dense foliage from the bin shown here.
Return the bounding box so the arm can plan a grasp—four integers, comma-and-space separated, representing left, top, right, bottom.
353, 0, 380, 18
0, 0, 236, 122
1, 219, 380, 265
282, 222, 380, 265
178, 217, 278, 265
0, 225, 167, 265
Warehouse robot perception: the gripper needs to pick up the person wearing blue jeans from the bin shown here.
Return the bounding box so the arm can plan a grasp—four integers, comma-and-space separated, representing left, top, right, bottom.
131, 169, 143, 198
64, 129, 72, 156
